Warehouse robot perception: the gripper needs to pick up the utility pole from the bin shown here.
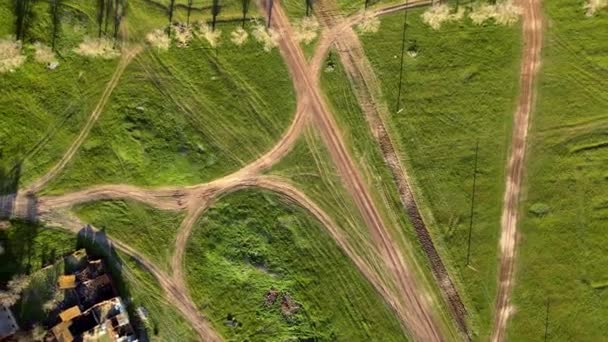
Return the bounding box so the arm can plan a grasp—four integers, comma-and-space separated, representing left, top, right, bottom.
466, 140, 479, 266
394, 0, 409, 113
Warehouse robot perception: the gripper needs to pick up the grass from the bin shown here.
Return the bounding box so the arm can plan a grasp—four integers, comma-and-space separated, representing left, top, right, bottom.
13, 261, 65, 328
42, 18, 295, 194
0, 220, 77, 283
0, 0, 122, 187
185, 189, 407, 341
72, 200, 185, 271
116, 251, 198, 341
507, 1, 608, 340
357, 6, 522, 339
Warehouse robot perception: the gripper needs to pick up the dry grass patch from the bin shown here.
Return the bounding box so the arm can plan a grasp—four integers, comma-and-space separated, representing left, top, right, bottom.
470, 1, 522, 26
357, 12, 381, 33
0, 38, 26, 73
585, 0, 608, 16
73, 37, 120, 59
294, 16, 320, 44
171, 24, 194, 48
33, 42, 57, 65
146, 29, 170, 50
195, 22, 222, 47
230, 27, 249, 46
422, 4, 465, 30
252, 22, 280, 52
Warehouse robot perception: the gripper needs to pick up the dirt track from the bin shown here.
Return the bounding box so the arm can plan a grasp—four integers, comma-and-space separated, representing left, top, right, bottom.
266, 1, 443, 340
492, 0, 543, 341
17, 1, 454, 341
315, 0, 468, 335
26, 46, 142, 194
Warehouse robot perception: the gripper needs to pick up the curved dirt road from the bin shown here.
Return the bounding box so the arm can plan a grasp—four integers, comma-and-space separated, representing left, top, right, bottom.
492, 0, 543, 341
23, 1, 453, 341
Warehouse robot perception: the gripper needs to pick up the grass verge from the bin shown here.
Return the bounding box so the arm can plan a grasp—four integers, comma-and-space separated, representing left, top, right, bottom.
357, 7, 522, 339
185, 189, 407, 341
508, 2, 608, 340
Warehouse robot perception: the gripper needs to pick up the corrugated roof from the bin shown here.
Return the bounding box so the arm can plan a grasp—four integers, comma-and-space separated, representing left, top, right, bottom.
58, 275, 77, 289
59, 306, 82, 322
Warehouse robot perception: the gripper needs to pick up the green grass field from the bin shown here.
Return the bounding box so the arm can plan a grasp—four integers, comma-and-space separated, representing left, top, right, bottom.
508, 1, 608, 340
357, 7, 522, 339
72, 200, 184, 271
41, 19, 295, 194
185, 189, 407, 341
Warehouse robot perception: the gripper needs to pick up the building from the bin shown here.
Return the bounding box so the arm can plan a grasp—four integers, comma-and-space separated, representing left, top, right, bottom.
0, 304, 18, 340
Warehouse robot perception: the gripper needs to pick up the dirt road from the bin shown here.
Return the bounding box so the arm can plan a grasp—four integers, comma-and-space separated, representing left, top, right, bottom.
26, 46, 142, 194
19, 1, 451, 340
315, 0, 468, 335
492, 0, 543, 341
265, 1, 443, 340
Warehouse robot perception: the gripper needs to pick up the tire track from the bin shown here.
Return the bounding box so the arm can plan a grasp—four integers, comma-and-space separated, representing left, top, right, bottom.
492, 0, 543, 340
264, 1, 444, 340
26, 46, 143, 194
315, 0, 468, 336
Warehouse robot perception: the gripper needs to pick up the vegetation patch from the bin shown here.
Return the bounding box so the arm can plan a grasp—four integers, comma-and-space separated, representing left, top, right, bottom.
185, 189, 406, 341
0, 37, 26, 73
508, 0, 608, 340
358, 8, 522, 338
73, 37, 120, 59
44, 20, 295, 194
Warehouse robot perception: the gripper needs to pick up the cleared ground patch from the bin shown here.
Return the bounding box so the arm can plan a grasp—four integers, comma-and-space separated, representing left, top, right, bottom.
185, 189, 407, 341
357, 7, 521, 339
508, 1, 608, 340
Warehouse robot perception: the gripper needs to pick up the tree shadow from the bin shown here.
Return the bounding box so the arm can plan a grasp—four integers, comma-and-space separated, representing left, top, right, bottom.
0, 162, 21, 219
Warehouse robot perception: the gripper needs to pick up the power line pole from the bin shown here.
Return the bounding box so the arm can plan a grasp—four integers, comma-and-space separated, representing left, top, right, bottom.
466, 140, 479, 266
395, 0, 409, 113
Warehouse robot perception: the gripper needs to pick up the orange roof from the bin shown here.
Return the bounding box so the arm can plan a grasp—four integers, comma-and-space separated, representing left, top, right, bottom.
58, 275, 76, 289
51, 321, 74, 342
59, 306, 81, 322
